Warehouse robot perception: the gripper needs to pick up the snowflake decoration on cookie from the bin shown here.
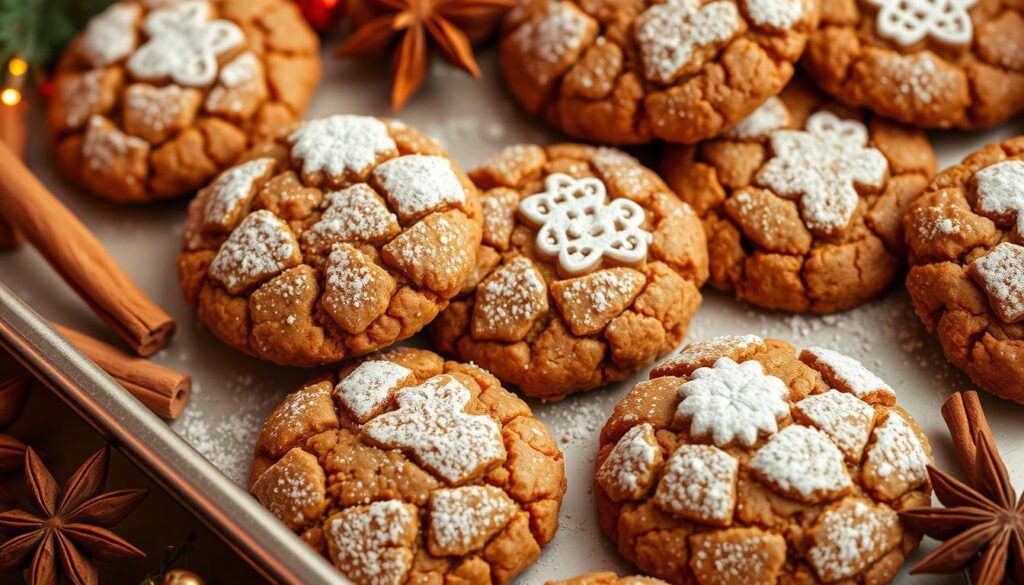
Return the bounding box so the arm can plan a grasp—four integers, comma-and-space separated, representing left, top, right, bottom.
127, 1, 245, 87
674, 357, 790, 447
975, 160, 1024, 236
758, 111, 888, 236
867, 0, 977, 47
518, 173, 652, 277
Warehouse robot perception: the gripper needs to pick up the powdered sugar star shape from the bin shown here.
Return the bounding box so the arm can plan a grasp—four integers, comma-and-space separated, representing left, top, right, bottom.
675, 357, 790, 448
976, 160, 1024, 236
362, 375, 506, 485
868, 0, 977, 47
127, 1, 244, 87
518, 173, 651, 276
759, 111, 888, 236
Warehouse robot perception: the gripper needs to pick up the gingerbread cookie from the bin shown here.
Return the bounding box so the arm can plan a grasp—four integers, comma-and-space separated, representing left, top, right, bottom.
48, 0, 321, 202
432, 143, 709, 400
904, 137, 1024, 403
249, 348, 566, 585
661, 78, 935, 313
595, 335, 932, 585
802, 0, 1024, 128
497, 0, 821, 145
177, 115, 482, 366
548, 573, 668, 585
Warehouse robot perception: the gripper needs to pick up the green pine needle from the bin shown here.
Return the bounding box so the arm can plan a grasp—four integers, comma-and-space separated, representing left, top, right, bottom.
0, 0, 115, 72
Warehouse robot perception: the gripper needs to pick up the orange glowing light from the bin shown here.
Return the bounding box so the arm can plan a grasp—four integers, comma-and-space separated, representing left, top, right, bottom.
7, 58, 27, 77
1, 88, 21, 106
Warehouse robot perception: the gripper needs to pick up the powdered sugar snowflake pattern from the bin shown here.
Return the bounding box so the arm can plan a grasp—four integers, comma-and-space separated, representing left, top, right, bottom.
674, 357, 789, 447
427, 486, 516, 556
975, 160, 1024, 236
634, 0, 742, 84
202, 158, 275, 229
653, 444, 738, 525
749, 425, 852, 503
596, 423, 663, 502
289, 116, 398, 184
518, 173, 651, 276
722, 97, 791, 141
867, 0, 977, 47
335, 360, 414, 424
126, 1, 245, 87
970, 242, 1024, 323
80, 3, 141, 67
758, 111, 888, 236
362, 375, 506, 485
326, 500, 418, 585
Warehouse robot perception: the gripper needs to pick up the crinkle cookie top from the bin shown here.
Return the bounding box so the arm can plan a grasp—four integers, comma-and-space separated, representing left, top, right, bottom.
498, 0, 821, 145
432, 143, 709, 400
48, 0, 321, 202
661, 78, 936, 313
249, 348, 566, 585
904, 136, 1024, 403
177, 116, 482, 366
547, 573, 669, 585
802, 0, 1024, 128
595, 336, 933, 585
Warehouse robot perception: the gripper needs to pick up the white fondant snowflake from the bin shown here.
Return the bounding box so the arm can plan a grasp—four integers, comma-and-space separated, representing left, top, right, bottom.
518, 173, 652, 276
127, 1, 245, 87
758, 111, 888, 236
674, 357, 790, 447
975, 160, 1024, 236
868, 0, 977, 47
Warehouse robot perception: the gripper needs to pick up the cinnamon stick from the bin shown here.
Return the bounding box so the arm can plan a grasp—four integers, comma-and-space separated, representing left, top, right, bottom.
941, 390, 994, 487
0, 101, 27, 248
54, 324, 190, 419
0, 141, 175, 355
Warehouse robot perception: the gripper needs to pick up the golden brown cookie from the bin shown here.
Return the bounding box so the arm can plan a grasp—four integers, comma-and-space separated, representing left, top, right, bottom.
249, 348, 566, 585
595, 335, 933, 585
547, 573, 668, 585
48, 0, 321, 202
904, 137, 1024, 403
432, 143, 709, 400
177, 115, 482, 366
802, 0, 1024, 128
497, 0, 821, 145
661, 78, 936, 313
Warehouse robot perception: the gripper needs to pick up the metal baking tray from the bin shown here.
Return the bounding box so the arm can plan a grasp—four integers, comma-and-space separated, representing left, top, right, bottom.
2, 44, 1021, 583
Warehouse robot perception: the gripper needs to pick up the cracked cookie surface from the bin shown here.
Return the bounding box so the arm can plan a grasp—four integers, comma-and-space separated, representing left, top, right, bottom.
177, 115, 482, 366
249, 348, 566, 585
548, 573, 668, 585
802, 0, 1024, 128
661, 78, 935, 313
904, 136, 1024, 403
48, 0, 321, 202
432, 143, 708, 400
595, 336, 932, 585
497, 0, 820, 145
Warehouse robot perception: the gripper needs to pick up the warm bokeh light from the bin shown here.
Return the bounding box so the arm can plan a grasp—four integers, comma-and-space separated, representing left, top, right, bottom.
7, 58, 27, 77
1, 88, 21, 106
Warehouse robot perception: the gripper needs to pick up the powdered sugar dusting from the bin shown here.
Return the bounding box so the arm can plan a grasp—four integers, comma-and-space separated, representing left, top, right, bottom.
635, 0, 741, 84
807, 499, 900, 581
970, 242, 1024, 323
82, 115, 150, 174
675, 357, 789, 447
372, 155, 466, 221
80, 3, 141, 67
658, 334, 764, 373
335, 361, 413, 423
472, 256, 548, 339
722, 97, 791, 141
653, 444, 738, 524
289, 116, 397, 182
428, 485, 516, 555
304, 184, 401, 251
206, 51, 263, 113
208, 210, 298, 293
975, 160, 1024, 235
327, 500, 417, 585
749, 425, 852, 502
203, 158, 275, 228
512, 1, 593, 85
596, 423, 662, 501
803, 347, 897, 401
866, 412, 929, 488
745, 0, 805, 30
793, 390, 875, 461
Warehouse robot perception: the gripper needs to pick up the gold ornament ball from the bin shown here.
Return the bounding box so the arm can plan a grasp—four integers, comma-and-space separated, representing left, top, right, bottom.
162, 570, 205, 585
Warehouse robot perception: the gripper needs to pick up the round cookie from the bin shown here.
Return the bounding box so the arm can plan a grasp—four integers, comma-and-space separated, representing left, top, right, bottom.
498, 0, 821, 145
249, 348, 567, 585
904, 137, 1024, 403
48, 0, 321, 202
177, 115, 482, 366
594, 335, 933, 585
547, 573, 668, 585
432, 143, 709, 400
661, 79, 936, 313
801, 0, 1024, 128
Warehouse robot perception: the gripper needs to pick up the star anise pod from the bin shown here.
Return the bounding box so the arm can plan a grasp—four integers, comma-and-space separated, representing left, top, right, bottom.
0, 446, 147, 585
337, 0, 516, 110
901, 429, 1024, 585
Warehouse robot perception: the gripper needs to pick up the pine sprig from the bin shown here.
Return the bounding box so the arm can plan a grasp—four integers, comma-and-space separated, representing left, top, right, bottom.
0, 0, 114, 71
